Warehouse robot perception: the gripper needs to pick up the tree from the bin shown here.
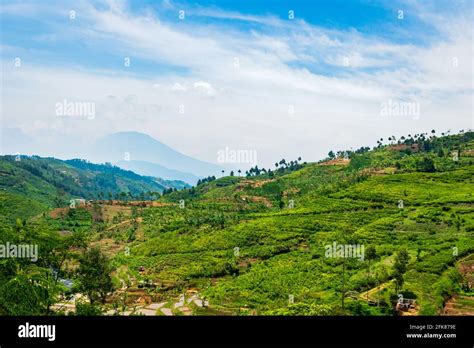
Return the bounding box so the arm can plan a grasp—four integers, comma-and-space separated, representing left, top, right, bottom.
91, 203, 103, 223
375, 266, 388, 307
365, 246, 377, 302
230, 171, 234, 176
0, 267, 55, 315
54, 189, 66, 208
77, 248, 114, 304
416, 157, 436, 172
279, 200, 285, 209
328, 151, 335, 159
221, 170, 225, 177
0, 221, 86, 315
75, 302, 102, 316
393, 249, 409, 294
238, 169, 241, 176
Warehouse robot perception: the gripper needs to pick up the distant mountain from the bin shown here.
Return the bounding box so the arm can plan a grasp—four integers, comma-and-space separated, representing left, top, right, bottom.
116, 160, 200, 185
0, 156, 189, 220
89, 132, 222, 178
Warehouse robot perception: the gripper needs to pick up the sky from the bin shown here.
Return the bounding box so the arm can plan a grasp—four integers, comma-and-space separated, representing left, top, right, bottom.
0, 0, 473, 169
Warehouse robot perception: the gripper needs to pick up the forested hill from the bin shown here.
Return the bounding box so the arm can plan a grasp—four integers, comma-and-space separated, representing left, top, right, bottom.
0, 131, 473, 316
117, 130, 472, 315
0, 156, 188, 221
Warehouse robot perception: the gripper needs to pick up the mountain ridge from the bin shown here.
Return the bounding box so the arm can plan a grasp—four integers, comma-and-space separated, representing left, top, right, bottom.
0, 155, 189, 221
90, 131, 223, 178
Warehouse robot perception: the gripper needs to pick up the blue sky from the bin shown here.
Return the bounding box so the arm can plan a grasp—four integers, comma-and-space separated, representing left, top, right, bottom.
0, 0, 473, 168
0, 0, 445, 74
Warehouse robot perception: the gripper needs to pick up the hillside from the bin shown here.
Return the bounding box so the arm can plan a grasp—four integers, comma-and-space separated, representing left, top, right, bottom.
109, 131, 474, 315
0, 156, 188, 221
0, 131, 472, 316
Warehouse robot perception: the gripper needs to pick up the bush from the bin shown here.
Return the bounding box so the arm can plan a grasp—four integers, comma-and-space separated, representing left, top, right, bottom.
265, 302, 333, 316
74, 302, 102, 316
416, 157, 436, 172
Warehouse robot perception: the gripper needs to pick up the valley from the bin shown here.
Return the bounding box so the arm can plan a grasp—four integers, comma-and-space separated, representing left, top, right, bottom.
0, 131, 473, 316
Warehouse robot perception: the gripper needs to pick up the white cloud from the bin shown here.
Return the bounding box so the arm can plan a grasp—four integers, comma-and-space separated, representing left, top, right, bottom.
193, 82, 215, 96
1, 0, 472, 169
171, 83, 187, 92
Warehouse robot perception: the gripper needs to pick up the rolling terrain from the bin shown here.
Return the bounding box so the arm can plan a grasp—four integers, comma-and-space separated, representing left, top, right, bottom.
0, 156, 188, 222
0, 131, 473, 316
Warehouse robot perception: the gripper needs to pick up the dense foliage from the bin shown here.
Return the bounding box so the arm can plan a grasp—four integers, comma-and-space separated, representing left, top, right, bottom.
0, 131, 472, 316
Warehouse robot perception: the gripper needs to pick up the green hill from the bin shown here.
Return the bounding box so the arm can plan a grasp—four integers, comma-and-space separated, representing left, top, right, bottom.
112, 131, 473, 315
0, 131, 472, 316
0, 156, 188, 221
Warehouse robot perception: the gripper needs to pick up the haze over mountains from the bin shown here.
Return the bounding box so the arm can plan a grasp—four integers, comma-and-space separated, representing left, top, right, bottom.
91, 132, 222, 184
1, 129, 223, 185
116, 160, 200, 186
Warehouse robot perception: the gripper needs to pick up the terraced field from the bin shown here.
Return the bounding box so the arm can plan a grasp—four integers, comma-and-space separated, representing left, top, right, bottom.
1, 131, 473, 316
100, 133, 473, 315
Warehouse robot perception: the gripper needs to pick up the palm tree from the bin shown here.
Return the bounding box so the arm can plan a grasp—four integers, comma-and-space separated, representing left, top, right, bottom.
238, 169, 241, 176
221, 170, 224, 177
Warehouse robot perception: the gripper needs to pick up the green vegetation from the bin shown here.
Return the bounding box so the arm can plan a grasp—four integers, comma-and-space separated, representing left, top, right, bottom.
0, 156, 188, 221
0, 131, 473, 316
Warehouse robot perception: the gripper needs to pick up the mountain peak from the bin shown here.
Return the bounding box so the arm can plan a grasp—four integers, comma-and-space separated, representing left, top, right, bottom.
90, 132, 222, 178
